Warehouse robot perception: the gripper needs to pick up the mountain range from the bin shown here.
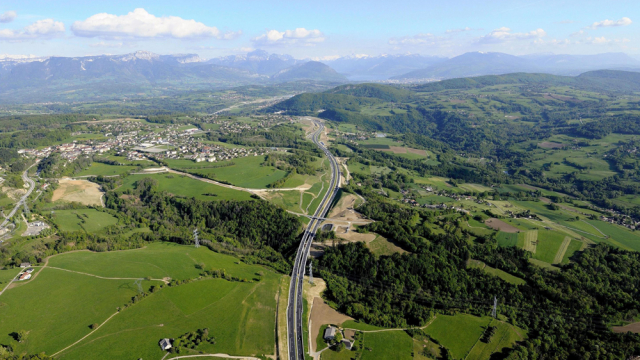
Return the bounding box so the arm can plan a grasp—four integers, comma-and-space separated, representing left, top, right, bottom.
0, 50, 346, 103
1, 49, 639, 103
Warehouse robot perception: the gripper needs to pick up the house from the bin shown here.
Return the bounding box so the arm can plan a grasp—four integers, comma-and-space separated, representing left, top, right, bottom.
342, 339, 353, 350
19, 273, 31, 281
324, 326, 337, 341
159, 338, 172, 351
20, 262, 31, 268
25, 268, 34, 274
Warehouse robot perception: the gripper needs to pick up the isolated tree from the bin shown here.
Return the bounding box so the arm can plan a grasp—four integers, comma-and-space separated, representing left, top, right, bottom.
17, 329, 28, 343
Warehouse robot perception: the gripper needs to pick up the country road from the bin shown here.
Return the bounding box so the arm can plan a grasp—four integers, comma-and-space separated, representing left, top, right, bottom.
287, 118, 341, 360
0, 162, 37, 230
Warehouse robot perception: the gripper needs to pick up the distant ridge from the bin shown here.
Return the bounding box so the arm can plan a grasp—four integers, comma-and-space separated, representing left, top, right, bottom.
392, 52, 640, 80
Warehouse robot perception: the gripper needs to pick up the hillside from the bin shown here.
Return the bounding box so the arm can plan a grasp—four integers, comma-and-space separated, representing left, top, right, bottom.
411, 70, 640, 93
270, 61, 347, 83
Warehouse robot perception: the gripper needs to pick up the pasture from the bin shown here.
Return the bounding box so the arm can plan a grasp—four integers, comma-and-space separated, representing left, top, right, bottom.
118, 173, 253, 201
424, 314, 491, 359
51, 209, 118, 233
167, 155, 288, 189
1, 243, 280, 359
0, 268, 158, 356
466, 320, 526, 360
360, 331, 413, 360
75, 162, 138, 177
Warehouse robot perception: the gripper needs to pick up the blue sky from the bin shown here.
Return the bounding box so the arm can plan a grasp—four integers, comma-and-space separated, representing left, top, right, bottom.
0, 0, 637, 59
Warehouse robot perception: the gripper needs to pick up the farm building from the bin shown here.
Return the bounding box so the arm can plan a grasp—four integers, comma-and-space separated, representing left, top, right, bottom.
324, 326, 337, 340
25, 268, 34, 274
159, 338, 172, 351
20, 262, 31, 268
19, 273, 31, 281
342, 339, 353, 350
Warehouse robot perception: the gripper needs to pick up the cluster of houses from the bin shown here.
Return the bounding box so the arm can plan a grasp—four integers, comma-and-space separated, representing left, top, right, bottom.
19, 142, 112, 161
18, 263, 34, 281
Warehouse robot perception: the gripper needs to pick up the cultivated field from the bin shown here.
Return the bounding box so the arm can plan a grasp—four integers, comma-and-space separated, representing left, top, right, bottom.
1, 243, 281, 359
52, 178, 104, 206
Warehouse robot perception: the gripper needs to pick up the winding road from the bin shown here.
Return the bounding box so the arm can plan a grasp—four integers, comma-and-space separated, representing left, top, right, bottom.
0, 162, 37, 230
287, 118, 341, 360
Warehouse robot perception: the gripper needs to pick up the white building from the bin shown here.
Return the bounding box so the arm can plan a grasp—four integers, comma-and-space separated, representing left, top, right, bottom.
159, 338, 172, 351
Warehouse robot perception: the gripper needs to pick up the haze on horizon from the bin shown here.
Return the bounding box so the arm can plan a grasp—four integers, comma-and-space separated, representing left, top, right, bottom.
0, 0, 638, 60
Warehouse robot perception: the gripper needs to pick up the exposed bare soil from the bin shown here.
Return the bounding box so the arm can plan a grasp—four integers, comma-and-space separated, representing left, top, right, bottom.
613, 322, 640, 333
309, 297, 353, 352
538, 141, 565, 149
52, 178, 104, 206
485, 218, 520, 233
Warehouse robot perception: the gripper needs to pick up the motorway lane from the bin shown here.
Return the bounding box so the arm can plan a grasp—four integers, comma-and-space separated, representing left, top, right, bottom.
287, 119, 341, 360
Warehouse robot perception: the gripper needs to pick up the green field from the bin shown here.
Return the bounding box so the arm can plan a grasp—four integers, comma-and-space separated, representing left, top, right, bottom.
466, 320, 526, 360
468, 260, 525, 286
0, 267, 21, 286
0, 268, 158, 356
1, 243, 280, 359
496, 232, 518, 247
168, 156, 288, 189
47, 242, 261, 281
368, 235, 405, 257
562, 240, 584, 264
424, 314, 491, 359
51, 209, 118, 233
532, 230, 567, 264
585, 220, 640, 252
75, 162, 138, 177
361, 331, 413, 360
119, 173, 253, 201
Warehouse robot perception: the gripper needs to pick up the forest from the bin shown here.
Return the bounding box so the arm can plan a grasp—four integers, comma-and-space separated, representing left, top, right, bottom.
318, 197, 640, 359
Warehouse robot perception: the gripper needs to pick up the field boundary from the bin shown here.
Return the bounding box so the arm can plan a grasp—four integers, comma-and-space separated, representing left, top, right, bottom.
553, 237, 572, 264
523, 230, 538, 253
51, 310, 120, 357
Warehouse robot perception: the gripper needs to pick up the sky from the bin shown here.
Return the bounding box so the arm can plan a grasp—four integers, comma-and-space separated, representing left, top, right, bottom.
0, 0, 638, 59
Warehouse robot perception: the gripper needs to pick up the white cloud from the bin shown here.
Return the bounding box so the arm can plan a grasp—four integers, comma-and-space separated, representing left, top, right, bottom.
589, 17, 632, 29
0, 19, 65, 41
0, 10, 17, 23
446, 27, 473, 34
476, 27, 546, 44
585, 36, 630, 45
89, 41, 124, 48
252, 28, 324, 46
71, 8, 240, 39
389, 33, 437, 45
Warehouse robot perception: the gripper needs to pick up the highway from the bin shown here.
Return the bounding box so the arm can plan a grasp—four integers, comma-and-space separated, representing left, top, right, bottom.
0, 162, 37, 230
287, 118, 341, 360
